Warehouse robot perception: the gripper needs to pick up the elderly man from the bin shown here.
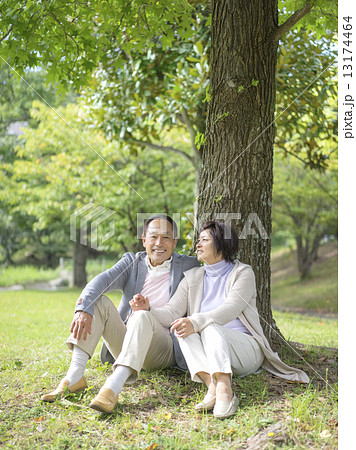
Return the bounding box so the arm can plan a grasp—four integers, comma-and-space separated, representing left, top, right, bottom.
41, 215, 199, 412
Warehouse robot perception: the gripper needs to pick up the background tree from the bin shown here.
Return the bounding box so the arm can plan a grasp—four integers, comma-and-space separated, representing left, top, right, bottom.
273, 153, 337, 279
79, 6, 210, 195
2, 101, 195, 285
80, 18, 337, 196
275, 29, 337, 169
0, 64, 75, 266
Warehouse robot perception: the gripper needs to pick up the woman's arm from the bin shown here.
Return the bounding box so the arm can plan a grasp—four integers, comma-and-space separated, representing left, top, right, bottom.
149, 276, 189, 327
130, 277, 190, 328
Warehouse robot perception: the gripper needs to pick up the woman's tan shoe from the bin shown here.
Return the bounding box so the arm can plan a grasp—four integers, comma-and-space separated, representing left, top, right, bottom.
41, 377, 88, 402
213, 394, 239, 419
195, 393, 216, 411
89, 388, 118, 413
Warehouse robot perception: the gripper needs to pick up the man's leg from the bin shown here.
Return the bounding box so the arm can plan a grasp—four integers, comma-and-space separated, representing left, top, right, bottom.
41, 295, 126, 402
66, 295, 127, 360
89, 310, 174, 412
113, 309, 175, 383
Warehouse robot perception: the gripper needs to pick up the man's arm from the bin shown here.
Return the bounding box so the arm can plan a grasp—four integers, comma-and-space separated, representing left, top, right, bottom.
70, 252, 139, 341
75, 252, 138, 316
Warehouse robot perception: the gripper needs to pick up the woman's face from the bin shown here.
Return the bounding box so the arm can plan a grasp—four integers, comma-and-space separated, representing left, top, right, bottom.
196, 230, 224, 265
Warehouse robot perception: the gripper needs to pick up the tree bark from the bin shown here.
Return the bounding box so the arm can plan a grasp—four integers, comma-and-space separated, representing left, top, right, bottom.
73, 240, 89, 288
196, 0, 283, 349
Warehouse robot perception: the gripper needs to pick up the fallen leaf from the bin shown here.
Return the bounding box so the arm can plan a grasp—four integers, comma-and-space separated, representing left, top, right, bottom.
225, 428, 235, 436
164, 412, 172, 420
320, 430, 331, 438
147, 444, 158, 450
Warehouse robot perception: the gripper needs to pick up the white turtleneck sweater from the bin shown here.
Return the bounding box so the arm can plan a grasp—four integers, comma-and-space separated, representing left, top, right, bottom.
200, 259, 251, 334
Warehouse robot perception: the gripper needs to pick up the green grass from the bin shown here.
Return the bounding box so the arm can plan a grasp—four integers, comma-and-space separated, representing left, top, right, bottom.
271, 242, 337, 314
0, 289, 338, 449
0, 259, 118, 288
273, 311, 337, 348
0, 265, 60, 287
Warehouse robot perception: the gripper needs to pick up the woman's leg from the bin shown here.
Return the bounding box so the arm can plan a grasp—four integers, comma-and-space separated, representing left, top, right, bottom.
196, 371, 216, 396
223, 327, 264, 376
177, 332, 217, 409
201, 324, 264, 377
177, 332, 211, 382
200, 324, 233, 379
198, 324, 240, 418
214, 372, 233, 403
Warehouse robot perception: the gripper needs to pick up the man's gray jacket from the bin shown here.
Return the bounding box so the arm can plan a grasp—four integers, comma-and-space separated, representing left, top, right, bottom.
75, 251, 200, 369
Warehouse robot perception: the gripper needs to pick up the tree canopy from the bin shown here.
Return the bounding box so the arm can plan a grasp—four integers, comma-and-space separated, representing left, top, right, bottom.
1, 93, 195, 282
0, 0, 194, 90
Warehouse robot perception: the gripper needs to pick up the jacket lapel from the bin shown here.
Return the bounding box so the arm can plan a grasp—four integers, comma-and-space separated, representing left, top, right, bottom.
135, 254, 148, 293
169, 253, 182, 297
184, 267, 205, 315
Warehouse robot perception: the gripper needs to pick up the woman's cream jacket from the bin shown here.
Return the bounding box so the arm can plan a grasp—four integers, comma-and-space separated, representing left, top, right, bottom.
149, 261, 309, 384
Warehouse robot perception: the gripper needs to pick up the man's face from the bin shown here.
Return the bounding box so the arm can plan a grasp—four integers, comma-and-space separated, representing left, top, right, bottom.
142, 219, 178, 267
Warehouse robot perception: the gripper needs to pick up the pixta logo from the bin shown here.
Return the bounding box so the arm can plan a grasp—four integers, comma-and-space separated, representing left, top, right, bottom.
70, 203, 116, 250
136, 212, 269, 240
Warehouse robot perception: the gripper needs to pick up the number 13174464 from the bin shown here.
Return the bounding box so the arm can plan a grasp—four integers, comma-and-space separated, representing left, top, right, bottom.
343, 16, 353, 79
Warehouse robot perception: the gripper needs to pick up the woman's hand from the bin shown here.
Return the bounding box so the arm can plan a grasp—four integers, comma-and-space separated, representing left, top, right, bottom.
129, 294, 150, 311
170, 317, 194, 338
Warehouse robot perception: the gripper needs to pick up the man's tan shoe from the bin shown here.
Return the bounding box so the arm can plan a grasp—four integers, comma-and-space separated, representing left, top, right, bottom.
41, 377, 88, 402
89, 388, 118, 413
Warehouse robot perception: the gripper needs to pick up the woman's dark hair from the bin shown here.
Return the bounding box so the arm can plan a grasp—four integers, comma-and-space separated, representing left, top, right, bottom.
143, 215, 178, 237
199, 221, 239, 262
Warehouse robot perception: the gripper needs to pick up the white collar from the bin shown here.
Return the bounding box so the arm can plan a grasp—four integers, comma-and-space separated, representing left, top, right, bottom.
146, 255, 172, 271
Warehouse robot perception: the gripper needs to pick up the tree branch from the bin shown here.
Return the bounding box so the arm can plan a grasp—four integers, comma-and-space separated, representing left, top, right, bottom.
0, 25, 13, 43
274, 1, 313, 41
308, 173, 338, 204
128, 138, 196, 167
178, 109, 199, 155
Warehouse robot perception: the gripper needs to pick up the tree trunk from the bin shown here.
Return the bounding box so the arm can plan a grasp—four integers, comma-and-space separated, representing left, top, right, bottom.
196, 0, 283, 349
3, 245, 14, 266
73, 240, 89, 287
296, 234, 323, 280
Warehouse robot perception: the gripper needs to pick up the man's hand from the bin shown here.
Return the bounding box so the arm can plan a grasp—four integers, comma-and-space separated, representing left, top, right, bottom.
129, 294, 150, 311
70, 311, 93, 341
170, 317, 194, 338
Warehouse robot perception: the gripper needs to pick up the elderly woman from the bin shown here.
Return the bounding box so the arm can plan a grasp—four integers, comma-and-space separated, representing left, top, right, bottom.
131, 221, 308, 419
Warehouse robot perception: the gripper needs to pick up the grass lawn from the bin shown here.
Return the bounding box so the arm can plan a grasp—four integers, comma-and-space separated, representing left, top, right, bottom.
0, 265, 60, 287
0, 289, 337, 449
271, 242, 338, 314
